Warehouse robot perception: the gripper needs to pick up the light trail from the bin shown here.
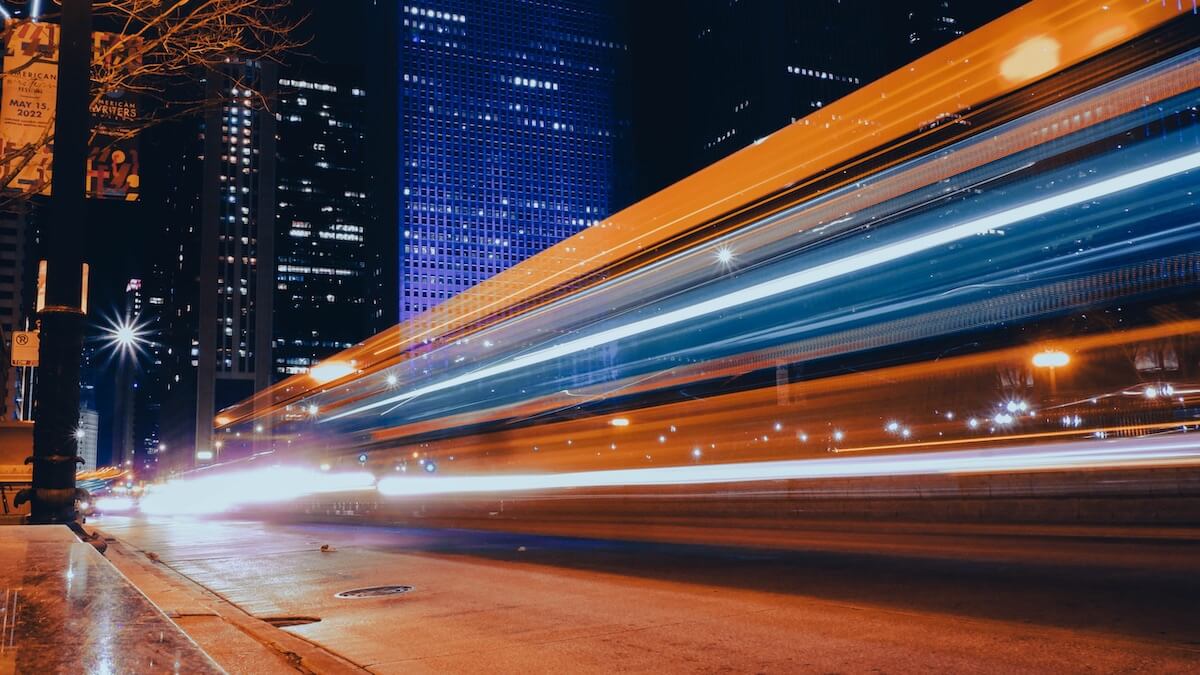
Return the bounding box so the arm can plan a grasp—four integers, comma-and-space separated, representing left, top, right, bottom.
139, 468, 376, 516
133, 435, 1200, 511
376, 436, 1200, 497
213, 8, 1200, 434
330, 150, 1200, 422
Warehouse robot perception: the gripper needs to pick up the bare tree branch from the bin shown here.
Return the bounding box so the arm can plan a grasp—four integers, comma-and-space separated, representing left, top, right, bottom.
0, 0, 305, 199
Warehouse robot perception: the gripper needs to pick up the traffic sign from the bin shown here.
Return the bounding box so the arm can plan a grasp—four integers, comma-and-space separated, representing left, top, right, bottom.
11, 330, 39, 367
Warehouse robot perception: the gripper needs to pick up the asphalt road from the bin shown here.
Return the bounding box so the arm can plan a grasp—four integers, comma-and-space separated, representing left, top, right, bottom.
93, 515, 1200, 673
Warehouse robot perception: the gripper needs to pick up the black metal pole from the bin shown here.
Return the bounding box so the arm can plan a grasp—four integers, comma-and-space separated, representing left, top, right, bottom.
22, 1, 93, 524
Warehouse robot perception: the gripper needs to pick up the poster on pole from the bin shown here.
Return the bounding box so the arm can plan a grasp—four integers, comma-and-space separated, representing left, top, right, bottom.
0, 21, 141, 200
87, 31, 141, 201
0, 21, 59, 197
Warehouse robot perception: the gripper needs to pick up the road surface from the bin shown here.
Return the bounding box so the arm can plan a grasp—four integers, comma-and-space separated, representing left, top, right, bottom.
94, 515, 1200, 673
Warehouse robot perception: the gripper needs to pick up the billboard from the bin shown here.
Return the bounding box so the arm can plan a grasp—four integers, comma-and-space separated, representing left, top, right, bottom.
0, 21, 141, 200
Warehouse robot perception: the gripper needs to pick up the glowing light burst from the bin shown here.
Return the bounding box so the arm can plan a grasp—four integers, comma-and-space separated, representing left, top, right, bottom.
714, 245, 736, 268
100, 314, 154, 360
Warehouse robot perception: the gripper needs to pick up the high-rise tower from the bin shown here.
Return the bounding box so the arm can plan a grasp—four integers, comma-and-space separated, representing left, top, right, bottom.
396, 1, 631, 326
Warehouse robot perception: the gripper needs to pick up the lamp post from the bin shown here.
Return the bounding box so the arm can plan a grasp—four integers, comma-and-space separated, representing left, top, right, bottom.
1032, 349, 1070, 397
19, 0, 93, 524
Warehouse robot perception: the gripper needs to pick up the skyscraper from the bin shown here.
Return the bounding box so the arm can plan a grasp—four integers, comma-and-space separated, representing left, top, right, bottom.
157, 56, 391, 471
396, 1, 631, 326
157, 59, 278, 470
273, 67, 384, 381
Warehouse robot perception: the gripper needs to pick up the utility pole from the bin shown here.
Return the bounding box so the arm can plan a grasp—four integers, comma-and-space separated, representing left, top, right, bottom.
18, 1, 93, 524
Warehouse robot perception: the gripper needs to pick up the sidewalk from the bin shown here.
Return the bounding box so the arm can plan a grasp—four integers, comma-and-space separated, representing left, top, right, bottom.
0, 524, 221, 673
0, 523, 365, 674
100, 530, 367, 674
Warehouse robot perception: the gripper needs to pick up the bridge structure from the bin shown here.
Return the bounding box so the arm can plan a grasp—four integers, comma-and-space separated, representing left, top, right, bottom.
154, 0, 1200, 536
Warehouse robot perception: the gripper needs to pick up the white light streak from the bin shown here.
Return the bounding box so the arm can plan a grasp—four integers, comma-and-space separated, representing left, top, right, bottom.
330, 151, 1200, 422
139, 468, 375, 516
376, 436, 1200, 497
94, 495, 134, 512
309, 360, 355, 384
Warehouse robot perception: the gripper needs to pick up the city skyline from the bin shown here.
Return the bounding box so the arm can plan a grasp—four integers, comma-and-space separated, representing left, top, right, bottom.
2, 1, 1023, 470
5, 3, 1200, 673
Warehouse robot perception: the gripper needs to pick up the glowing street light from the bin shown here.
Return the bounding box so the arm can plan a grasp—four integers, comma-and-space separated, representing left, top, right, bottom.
610, 417, 630, 427
1032, 350, 1070, 368
1033, 349, 1070, 396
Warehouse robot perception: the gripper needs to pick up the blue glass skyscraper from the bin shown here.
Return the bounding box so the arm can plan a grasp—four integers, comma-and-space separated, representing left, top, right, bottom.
397, 1, 629, 324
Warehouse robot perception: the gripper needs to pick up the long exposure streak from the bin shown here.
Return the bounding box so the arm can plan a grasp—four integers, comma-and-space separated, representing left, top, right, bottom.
331, 150, 1200, 421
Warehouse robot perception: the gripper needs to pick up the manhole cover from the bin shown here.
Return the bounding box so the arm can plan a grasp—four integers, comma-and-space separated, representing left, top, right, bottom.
335, 585, 413, 599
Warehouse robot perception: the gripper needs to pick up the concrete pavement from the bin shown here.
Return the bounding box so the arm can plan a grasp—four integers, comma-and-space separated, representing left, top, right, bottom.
95, 515, 1200, 673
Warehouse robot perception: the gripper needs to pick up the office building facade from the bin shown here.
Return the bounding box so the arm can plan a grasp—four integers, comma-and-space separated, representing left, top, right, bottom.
273, 67, 384, 381
158, 58, 391, 471
397, 0, 631, 324
156, 60, 278, 471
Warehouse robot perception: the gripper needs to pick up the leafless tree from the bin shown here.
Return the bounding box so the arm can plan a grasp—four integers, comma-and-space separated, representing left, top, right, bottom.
0, 0, 304, 202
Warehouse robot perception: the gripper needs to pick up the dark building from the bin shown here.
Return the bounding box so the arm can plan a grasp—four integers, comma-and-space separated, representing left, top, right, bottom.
630, 1, 1025, 197
396, 0, 632, 326
155, 60, 278, 471
112, 273, 170, 473
273, 67, 384, 381
0, 207, 30, 421
157, 56, 391, 472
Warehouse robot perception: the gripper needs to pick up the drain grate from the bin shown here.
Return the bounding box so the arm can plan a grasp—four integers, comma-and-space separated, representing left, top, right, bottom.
262, 616, 321, 627
335, 585, 413, 599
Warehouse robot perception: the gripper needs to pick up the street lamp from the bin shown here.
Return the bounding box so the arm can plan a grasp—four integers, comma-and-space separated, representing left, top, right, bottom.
1033, 349, 1070, 396
1032, 350, 1070, 368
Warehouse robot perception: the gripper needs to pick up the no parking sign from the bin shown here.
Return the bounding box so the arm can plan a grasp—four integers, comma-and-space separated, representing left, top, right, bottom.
11, 331, 39, 367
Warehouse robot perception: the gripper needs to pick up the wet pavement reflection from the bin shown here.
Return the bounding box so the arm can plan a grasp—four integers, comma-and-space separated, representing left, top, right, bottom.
0, 525, 219, 674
